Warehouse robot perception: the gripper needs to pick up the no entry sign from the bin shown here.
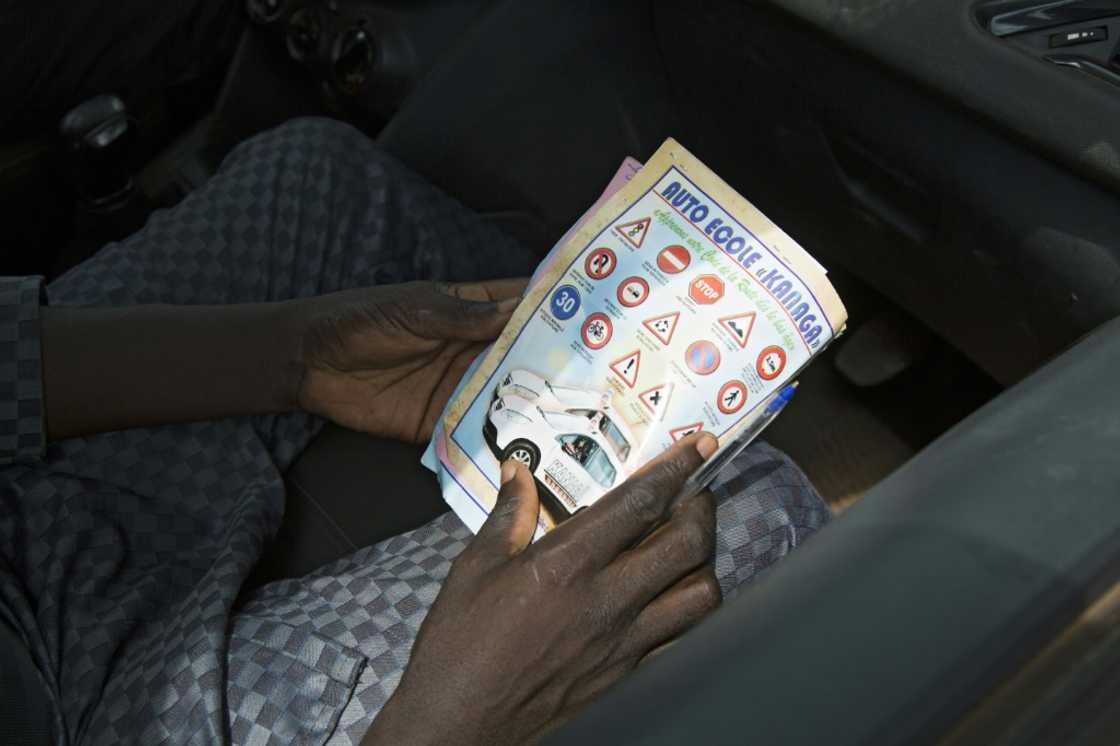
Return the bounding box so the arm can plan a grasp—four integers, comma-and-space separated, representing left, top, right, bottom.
657, 245, 691, 274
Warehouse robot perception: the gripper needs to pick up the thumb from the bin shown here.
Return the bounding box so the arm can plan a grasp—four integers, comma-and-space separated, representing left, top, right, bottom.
474, 460, 540, 557
416, 282, 523, 342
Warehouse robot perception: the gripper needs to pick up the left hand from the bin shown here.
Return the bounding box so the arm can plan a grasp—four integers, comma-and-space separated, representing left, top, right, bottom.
292, 278, 527, 442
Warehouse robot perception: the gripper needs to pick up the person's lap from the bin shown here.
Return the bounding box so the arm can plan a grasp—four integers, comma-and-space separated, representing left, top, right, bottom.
24, 117, 829, 744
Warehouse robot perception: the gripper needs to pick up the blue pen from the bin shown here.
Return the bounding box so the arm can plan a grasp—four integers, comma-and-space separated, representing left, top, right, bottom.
676, 382, 799, 501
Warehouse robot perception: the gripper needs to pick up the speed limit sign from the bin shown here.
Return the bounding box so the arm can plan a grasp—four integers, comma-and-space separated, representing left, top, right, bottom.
549, 285, 581, 320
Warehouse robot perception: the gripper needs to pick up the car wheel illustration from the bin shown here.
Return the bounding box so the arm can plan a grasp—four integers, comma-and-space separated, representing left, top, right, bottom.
502, 440, 540, 471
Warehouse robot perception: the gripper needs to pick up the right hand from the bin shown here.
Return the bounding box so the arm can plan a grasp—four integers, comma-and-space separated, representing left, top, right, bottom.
363, 433, 721, 746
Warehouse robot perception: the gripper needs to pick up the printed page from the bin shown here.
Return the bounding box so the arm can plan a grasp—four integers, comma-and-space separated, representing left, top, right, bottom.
420, 156, 643, 475
438, 138, 846, 531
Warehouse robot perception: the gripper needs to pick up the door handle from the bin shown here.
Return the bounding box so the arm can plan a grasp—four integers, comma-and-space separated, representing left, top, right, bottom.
1046, 53, 1120, 86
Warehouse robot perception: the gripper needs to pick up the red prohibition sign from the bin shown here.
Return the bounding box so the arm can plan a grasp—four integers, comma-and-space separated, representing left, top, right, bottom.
657, 244, 691, 274
685, 340, 721, 376
581, 313, 613, 350
756, 345, 787, 380
717, 380, 748, 414
584, 247, 617, 280
616, 276, 650, 308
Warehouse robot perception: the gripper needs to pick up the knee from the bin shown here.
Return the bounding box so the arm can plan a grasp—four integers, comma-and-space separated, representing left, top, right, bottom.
278, 116, 371, 154
710, 443, 832, 589
222, 116, 395, 178
713, 442, 832, 535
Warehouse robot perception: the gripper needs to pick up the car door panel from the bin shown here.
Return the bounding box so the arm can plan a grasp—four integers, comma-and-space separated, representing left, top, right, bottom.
542, 440, 589, 512
771, 0, 1120, 192
652, 0, 1120, 384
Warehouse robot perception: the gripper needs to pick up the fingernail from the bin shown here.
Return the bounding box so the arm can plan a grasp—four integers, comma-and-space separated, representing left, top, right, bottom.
695, 433, 718, 459
496, 296, 521, 313
501, 460, 518, 484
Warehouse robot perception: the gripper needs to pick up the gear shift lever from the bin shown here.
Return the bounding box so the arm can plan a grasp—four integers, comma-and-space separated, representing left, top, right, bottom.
59, 94, 136, 212
56, 94, 151, 259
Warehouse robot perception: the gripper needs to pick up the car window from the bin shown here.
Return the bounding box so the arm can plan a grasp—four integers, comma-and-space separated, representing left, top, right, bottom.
507, 383, 537, 400
558, 434, 597, 466
598, 416, 631, 461
584, 448, 617, 488
562, 409, 631, 462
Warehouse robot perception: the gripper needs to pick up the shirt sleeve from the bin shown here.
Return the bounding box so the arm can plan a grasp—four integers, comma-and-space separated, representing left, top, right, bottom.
0, 276, 46, 464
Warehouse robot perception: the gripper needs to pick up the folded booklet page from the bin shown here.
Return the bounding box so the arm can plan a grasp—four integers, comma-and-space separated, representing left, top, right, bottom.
427, 138, 847, 534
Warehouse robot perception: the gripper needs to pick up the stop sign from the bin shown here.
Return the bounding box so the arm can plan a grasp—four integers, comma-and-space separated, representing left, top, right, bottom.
689, 274, 724, 305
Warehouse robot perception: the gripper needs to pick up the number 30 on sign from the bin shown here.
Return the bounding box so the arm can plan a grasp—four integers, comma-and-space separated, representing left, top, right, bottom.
549, 285, 581, 321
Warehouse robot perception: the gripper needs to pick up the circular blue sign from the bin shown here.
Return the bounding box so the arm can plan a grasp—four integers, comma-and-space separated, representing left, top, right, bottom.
549, 284, 581, 321
685, 340, 721, 376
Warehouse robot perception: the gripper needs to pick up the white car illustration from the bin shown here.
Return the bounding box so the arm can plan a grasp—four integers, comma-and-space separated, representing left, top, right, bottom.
494, 369, 611, 412
483, 373, 635, 518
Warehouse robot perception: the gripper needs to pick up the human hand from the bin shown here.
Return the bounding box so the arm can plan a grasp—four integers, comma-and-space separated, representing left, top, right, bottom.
363, 433, 721, 746
292, 279, 527, 442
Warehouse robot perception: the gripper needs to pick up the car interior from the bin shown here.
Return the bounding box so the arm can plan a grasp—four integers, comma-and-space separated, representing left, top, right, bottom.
2, 0, 1120, 743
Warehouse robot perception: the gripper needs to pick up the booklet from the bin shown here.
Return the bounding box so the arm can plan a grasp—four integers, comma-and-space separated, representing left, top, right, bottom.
424, 138, 847, 535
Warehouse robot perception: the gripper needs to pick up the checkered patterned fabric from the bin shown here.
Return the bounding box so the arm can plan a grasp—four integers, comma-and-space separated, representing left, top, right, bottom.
709, 441, 830, 596
0, 117, 830, 745
0, 275, 45, 464
227, 619, 365, 746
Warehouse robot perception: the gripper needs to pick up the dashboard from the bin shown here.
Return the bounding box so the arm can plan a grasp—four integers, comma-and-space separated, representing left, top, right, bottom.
243, 0, 493, 123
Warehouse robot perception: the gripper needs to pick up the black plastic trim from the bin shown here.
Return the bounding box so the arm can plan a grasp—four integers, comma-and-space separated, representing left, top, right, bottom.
1047, 51, 1120, 82
981, 0, 1120, 37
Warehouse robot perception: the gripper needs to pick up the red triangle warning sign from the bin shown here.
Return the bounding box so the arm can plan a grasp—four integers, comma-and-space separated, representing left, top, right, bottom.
642, 311, 680, 347
639, 383, 674, 421
718, 312, 756, 350
609, 350, 641, 389
670, 422, 704, 441
614, 217, 651, 249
